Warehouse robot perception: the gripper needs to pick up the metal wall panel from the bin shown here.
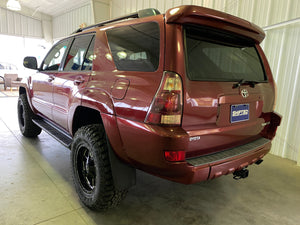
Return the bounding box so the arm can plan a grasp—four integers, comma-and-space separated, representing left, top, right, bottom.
111, 0, 300, 28
0, 7, 42, 38
263, 24, 300, 162
53, 4, 93, 39
111, 0, 300, 164
93, 1, 110, 24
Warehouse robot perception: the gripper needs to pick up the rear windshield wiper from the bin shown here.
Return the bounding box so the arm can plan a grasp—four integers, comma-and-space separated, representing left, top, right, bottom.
232, 79, 259, 88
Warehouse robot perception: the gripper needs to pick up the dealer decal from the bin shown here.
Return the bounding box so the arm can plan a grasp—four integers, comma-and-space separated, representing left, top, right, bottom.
230, 104, 250, 123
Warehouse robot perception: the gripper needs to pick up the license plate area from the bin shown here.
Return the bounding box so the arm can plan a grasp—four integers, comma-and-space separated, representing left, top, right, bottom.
230, 104, 249, 123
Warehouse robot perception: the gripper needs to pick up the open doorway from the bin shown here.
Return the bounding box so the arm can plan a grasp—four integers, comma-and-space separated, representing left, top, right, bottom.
0, 34, 51, 94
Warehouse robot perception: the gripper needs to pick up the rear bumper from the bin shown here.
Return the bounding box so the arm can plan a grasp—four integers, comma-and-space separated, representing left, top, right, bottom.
117, 117, 272, 184
159, 138, 271, 184
186, 138, 271, 182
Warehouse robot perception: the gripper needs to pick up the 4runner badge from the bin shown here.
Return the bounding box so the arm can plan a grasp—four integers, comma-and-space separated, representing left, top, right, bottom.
241, 89, 249, 98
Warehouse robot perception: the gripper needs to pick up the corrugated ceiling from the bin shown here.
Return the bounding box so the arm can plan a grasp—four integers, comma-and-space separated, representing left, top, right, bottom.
18, 0, 90, 16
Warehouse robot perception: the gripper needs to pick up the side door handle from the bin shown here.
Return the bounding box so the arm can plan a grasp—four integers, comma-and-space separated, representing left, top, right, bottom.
74, 77, 85, 85
48, 75, 55, 82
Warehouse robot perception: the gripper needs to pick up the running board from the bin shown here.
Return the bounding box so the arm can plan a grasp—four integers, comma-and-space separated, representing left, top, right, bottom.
32, 118, 73, 148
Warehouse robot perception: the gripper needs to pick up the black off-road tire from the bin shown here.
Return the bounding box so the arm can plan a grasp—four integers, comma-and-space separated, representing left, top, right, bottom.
17, 94, 42, 137
71, 124, 127, 210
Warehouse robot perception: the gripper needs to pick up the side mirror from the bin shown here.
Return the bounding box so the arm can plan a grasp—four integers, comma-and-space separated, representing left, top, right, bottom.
23, 57, 38, 70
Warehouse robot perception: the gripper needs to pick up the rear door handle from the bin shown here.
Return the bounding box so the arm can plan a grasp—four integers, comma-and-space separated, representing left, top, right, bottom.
74, 77, 85, 85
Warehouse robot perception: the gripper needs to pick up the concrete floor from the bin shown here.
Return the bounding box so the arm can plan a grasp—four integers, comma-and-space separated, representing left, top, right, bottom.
0, 96, 300, 225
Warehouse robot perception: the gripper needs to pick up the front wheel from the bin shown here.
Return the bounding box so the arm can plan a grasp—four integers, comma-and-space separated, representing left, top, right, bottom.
71, 124, 127, 210
17, 94, 42, 137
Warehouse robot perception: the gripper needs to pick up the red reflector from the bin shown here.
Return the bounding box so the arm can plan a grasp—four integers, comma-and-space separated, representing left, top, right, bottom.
164, 151, 185, 162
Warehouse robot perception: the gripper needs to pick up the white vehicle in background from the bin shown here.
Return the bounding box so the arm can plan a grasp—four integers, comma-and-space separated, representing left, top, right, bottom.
0, 62, 18, 74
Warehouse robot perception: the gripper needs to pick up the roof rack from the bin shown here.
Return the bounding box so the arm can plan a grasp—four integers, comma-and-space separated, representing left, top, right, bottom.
73, 8, 160, 34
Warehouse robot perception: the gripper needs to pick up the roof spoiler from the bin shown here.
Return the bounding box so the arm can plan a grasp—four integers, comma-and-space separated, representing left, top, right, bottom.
165, 5, 265, 44
73, 8, 160, 34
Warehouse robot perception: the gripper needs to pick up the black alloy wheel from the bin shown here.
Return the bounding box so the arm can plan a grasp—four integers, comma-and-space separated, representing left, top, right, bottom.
71, 124, 127, 210
76, 146, 96, 192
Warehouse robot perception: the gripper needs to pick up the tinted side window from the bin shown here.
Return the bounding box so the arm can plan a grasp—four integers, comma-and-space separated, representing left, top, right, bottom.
82, 36, 95, 71
106, 22, 160, 72
64, 35, 94, 71
42, 40, 69, 71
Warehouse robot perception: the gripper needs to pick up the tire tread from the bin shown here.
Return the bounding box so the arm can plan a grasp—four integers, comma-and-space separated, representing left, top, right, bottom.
18, 94, 42, 137
71, 124, 127, 210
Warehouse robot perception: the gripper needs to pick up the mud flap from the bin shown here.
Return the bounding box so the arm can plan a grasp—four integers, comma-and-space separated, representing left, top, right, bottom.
106, 136, 136, 190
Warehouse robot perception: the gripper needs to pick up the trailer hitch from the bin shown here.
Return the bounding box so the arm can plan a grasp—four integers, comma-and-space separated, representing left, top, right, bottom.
233, 168, 249, 180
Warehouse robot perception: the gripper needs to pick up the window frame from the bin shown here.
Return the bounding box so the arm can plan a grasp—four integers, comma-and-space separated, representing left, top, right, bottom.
40, 37, 73, 72
63, 33, 95, 72
40, 32, 96, 72
106, 21, 160, 72
81, 35, 95, 71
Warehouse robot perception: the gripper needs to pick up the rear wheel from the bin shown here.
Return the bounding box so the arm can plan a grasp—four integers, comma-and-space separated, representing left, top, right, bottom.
71, 124, 127, 210
17, 94, 42, 137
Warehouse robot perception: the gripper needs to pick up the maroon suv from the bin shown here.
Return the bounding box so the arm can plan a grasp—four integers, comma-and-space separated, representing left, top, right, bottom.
19, 5, 281, 210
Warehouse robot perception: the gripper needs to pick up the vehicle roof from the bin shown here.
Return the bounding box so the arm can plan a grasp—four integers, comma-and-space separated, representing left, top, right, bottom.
70, 5, 265, 44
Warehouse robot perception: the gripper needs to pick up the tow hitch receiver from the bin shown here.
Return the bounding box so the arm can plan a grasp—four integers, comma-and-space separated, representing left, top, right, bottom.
233, 168, 249, 180
255, 159, 263, 165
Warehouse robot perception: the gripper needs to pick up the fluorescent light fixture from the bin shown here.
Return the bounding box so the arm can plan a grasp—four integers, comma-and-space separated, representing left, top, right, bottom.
7, 0, 21, 11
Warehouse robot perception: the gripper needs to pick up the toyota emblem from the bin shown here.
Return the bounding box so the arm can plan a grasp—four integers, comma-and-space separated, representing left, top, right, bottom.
241, 89, 249, 98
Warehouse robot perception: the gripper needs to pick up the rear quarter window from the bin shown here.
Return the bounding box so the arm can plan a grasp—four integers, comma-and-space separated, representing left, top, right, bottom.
106, 22, 160, 72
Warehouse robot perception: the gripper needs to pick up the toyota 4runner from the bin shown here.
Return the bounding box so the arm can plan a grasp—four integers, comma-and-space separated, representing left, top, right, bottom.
19, 5, 281, 210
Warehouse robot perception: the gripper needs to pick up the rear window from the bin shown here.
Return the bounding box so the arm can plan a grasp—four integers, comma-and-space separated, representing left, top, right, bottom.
185, 25, 266, 82
106, 22, 160, 72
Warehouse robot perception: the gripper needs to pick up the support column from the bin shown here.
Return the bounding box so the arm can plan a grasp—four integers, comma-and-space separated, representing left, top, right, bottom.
42, 18, 53, 44
91, 0, 110, 23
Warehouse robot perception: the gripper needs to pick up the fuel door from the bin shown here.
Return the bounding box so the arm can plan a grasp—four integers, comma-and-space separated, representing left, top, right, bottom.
112, 78, 130, 100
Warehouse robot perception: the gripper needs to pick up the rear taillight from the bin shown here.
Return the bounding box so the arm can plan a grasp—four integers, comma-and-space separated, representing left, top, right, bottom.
145, 72, 183, 126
